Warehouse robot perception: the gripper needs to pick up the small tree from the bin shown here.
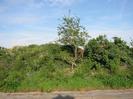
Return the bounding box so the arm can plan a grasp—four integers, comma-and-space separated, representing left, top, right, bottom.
57, 15, 89, 60
131, 39, 133, 48
131, 39, 133, 56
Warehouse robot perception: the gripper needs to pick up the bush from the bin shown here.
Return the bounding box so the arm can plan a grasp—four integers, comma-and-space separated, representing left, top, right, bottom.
0, 37, 133, 92
2, 71, 24, 92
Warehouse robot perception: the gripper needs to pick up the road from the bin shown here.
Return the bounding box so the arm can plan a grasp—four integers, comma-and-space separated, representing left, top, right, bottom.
0, 89, 133, 99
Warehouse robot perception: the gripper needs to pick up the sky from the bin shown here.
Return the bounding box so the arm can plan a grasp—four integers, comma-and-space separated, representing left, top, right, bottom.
0, 0, 133, 48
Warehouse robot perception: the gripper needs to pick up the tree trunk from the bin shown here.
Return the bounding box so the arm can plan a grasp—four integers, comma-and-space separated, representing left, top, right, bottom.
74, 46, 78, 60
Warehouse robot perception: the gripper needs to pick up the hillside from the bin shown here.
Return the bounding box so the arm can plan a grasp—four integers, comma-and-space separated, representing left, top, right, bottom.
0, 35, 133, 92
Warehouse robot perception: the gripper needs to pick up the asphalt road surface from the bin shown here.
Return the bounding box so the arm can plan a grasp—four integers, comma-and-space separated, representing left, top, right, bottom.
0, 89, 133, 99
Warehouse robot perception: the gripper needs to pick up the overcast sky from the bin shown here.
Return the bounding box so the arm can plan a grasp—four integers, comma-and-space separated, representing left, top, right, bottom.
0, 0, 133, 48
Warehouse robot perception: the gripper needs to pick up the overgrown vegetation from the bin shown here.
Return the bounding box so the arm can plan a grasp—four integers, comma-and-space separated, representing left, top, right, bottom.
0, 36, 133, 92
0, 15, 133, 92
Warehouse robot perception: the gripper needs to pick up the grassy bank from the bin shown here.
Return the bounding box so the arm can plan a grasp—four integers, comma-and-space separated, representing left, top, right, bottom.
0, 35, 133, 92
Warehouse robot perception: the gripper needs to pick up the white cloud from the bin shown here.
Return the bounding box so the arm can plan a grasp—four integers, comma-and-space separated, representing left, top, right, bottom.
0, 25, 58, 48
44, 0, 76, 6
8, 16, 41, 25
88, 28, 133, 44
99, 15, 123, 21
6, 0, 76, 7
1, 29, 132, 48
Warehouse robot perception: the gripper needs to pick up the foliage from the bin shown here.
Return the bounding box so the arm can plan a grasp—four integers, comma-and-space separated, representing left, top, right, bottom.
0, 35, 133, 92
58, 16, 89, 46
131, 39, 133, 47
57, 15, 89, 59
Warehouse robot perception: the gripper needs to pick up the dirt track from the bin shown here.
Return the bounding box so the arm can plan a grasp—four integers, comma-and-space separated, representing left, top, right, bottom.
1, 89, 133, 99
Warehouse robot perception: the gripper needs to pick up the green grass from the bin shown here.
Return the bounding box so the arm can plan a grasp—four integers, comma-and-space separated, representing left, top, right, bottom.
0, 42, 133, 92
10, 70, 132, 92
17, 77, 104, 92
1, 65, 133, 92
